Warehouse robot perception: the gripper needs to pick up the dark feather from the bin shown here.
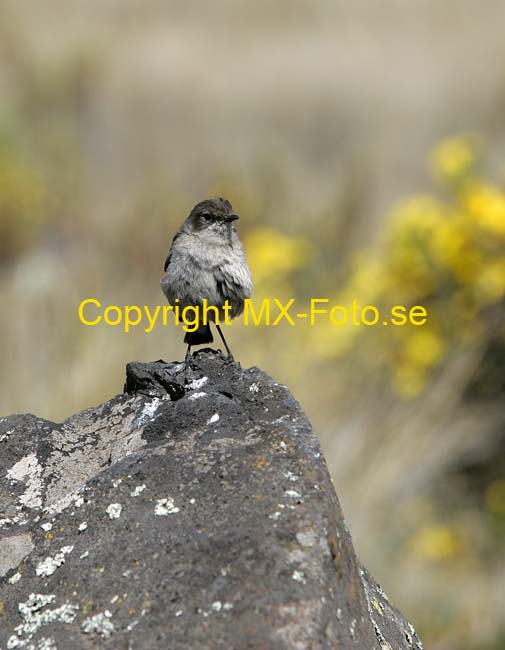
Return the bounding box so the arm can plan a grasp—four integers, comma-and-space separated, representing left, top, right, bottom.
184, 322, 213, 345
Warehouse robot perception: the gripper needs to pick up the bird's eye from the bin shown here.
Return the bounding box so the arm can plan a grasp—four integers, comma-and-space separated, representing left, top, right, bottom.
202, 212, 212, 221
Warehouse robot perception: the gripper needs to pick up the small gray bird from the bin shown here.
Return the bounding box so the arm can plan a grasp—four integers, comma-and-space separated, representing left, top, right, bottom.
161, 198, 253, 360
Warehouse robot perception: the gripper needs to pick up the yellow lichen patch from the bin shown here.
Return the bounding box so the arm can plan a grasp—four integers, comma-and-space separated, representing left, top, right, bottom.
255, 457, 271, 471
372, 597, 384, 616
82, 599, 94, 615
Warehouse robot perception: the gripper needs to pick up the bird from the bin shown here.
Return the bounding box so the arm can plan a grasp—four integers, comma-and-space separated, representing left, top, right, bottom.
161, 198, 253, 361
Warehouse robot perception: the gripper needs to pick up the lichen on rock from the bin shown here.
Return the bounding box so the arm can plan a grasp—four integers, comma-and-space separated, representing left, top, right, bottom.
0, 349, 423, 649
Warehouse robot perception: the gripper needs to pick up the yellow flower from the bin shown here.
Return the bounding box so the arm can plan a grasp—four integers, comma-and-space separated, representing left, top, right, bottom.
410, 525, 461, 562
430, 134, 479, 182
474, 258, 505, 303
404, 330, 445, 368
244, 227, 312, 286
464, 182, 505, 237
388, 195, 445, 238
429, 217, 465, 265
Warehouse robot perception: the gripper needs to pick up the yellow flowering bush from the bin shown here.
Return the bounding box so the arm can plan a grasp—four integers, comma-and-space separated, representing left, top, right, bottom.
245, 227, 313, 290
327, 136, 505, 398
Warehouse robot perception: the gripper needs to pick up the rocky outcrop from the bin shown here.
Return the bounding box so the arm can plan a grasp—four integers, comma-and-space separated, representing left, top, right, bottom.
0, 350, 423, 649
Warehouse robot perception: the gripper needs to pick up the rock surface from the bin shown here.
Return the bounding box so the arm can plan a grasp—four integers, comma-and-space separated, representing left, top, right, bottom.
0, 349, 423, 650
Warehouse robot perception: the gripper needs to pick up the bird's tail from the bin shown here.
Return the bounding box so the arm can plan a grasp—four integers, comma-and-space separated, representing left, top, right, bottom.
184, 322, 213, 346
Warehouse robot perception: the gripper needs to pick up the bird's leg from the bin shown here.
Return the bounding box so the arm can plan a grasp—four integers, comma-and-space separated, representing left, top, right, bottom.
185, 345, 192, 364
215, 324, 233, 360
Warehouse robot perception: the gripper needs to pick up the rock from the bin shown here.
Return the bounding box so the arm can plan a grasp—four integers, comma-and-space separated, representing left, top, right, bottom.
0, 349, 423, 650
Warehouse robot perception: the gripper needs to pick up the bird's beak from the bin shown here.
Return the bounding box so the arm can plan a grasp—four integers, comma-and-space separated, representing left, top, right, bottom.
223, 214, 239, 223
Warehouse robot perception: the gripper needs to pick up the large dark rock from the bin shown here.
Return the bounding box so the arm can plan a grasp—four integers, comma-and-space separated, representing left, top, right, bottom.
0, 350, 423, 650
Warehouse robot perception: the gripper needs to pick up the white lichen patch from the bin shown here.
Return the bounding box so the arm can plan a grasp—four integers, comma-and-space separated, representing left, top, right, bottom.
269, 512, 281, 521
187, 376, 208, 391
36, 639, 57, 650
36, 546, 74, 577
44, 491, 80, 517
41, 523, 53, 532
7, 593, 78, 649
79, 550, 89, 560
8, 571, 22, 584
36, 638, 57, 650
106, 503, 122, 520
78, 522, 88, 532
154, 497, 180, 516
188, 391, 207, 401
137, 398, 161, 425
249, 382, 260, 394
112, 479, 123, 488
292, 570, 306, 584
0, 517, 14, 528
0, 428, 13, 443
207, 413, 220, 425
125, 620, 139, 632
296, 530, 318, 548
130, 485, 146, 497
7, 453, 44, 509
198, 601, 234, 618
283, 471, 299, 482
81, 610, 115, 639
284, 490, 301, 499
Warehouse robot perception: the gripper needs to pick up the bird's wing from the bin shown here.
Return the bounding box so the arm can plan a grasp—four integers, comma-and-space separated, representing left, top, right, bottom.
163, 232, 181, 271
214, 263, 252, 301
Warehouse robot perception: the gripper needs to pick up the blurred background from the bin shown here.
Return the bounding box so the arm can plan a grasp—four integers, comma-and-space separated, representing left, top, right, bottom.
1, 0, 505, 647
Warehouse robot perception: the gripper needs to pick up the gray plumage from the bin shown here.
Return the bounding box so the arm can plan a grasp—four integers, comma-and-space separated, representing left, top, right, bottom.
161, 198, 253, 357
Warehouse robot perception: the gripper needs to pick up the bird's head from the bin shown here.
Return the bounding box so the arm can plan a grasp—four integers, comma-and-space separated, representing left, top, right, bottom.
185, 198, 239, 240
